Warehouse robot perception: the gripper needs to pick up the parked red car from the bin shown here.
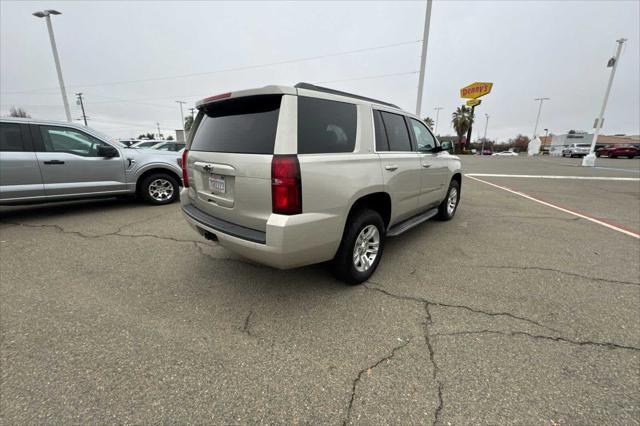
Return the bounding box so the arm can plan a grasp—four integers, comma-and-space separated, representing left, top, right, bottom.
595, 145, 638, 159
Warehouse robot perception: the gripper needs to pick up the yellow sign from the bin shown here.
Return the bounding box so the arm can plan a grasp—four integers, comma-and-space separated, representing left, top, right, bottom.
460, 82, 493, 99
466, 99, 481, 107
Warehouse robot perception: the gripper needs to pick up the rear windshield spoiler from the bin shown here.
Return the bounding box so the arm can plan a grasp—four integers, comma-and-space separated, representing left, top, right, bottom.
196, 85, 296, 109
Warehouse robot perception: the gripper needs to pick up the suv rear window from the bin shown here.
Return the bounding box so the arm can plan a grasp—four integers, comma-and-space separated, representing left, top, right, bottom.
380, 111, 412, 151
191, 95, 282, 154
298, 97, 356, 154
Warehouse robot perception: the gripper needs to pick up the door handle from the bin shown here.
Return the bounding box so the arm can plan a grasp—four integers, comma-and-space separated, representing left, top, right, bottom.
44, 160, 65, 165
422, 164, 431, 168
385, 165, 398, 171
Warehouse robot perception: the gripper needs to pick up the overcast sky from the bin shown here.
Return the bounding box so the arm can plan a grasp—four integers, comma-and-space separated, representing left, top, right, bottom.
1, 0, 639, 142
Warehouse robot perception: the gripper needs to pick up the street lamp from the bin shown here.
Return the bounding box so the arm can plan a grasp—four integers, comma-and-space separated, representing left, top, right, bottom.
33, 9, 71, 122
481, 113, 489, 156
532, 97, 550, 140
582, 38, 627, 167
433, 106, 443, 135
176, 101, 186, 141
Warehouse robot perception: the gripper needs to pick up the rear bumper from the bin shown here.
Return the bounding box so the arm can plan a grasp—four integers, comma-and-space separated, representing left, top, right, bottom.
180, 190, 342, 269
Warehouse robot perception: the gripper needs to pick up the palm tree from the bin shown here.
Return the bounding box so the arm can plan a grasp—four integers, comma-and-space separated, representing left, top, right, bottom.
423, 116, 435, 130
451, 106, 474, 151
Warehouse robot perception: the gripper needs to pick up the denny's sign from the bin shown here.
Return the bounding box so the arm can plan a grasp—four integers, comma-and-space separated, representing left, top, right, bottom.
460, 82, 493, 99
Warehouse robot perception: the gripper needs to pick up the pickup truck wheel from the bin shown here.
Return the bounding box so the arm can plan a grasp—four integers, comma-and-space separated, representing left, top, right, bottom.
332, 209, 385, 285
436, 179, 460, 221
140, 173, 179, 205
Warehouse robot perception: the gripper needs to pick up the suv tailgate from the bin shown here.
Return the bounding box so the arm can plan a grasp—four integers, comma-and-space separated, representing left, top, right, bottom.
186, 95, 284, 232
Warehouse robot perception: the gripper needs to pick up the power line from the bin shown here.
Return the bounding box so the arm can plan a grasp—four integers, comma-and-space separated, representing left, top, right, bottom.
1, 39, 421, 95
316, 71, 418, 85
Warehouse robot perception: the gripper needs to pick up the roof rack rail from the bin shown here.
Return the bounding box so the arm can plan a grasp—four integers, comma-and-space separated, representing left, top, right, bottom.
294, 82, 399, 109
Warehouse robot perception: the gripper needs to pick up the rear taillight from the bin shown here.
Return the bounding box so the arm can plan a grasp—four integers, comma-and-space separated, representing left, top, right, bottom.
271, 155, 301, 215
181, 149, 189, 187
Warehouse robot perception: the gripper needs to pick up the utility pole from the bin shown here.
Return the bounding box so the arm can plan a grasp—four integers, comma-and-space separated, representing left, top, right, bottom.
415, 0, 433, 117
189, 107, 196, 118
76, 93, 87, 126
481, 113, 489, 155
176, 100, 186, 138
583, 38, 627, 167
532, 97, 550, 140
156, 122, 162, 140
433, 106, 443, 135
33, 10, 71, 122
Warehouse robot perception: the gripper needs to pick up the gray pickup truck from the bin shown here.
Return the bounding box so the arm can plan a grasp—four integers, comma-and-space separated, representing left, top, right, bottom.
0, 118, 183, 205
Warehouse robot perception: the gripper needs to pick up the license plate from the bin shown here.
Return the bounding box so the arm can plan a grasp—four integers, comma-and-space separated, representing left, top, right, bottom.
208, 174, 226, 193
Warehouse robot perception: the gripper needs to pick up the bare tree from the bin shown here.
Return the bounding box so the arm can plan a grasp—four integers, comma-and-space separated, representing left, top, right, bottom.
9, 107, 30, 118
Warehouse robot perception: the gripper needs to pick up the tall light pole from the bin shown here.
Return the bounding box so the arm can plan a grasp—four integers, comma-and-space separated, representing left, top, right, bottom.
532, 97, 550, 140
481, 113, 489, 155
433, 106, 443, 135
176, 100, 186, 140
415, 0, 433, 117
583, 38, 627, 167
33, 10, 71, 122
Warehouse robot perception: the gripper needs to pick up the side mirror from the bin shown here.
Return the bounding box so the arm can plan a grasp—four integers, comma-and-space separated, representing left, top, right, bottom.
431, 145, 443, 153
97, 145, 118, 157
440, 141, 452, 151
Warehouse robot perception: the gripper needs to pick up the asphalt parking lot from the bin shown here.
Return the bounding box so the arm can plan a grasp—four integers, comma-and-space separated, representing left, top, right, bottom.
1, 155, 639, 424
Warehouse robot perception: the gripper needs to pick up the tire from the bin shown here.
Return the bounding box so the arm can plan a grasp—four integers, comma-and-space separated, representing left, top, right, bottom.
332, 209, 385, 285
611, 155, 617, 159
628, 155, 635, 159
139, 173, 179, 205
436, 179, 461, 221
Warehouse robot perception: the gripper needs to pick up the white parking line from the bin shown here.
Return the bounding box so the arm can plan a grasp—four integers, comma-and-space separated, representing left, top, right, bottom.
466, 173, 640, 181
465, 175, 640, 239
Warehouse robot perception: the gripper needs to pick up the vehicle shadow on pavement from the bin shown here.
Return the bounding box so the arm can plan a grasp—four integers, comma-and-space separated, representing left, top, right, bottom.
0, 197, 140, 222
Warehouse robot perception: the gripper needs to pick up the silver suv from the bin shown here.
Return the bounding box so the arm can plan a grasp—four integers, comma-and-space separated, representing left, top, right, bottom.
562, 143, 591, 158
181, 83, 462, 283
0, 118, 183, 205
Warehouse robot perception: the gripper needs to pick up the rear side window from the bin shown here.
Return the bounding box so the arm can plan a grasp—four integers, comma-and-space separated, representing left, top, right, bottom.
298, 97, 356, 154
190, 95, 281, 154
0, 123, 24, 151
373, 110, 389, 151
380, 112, 412, 151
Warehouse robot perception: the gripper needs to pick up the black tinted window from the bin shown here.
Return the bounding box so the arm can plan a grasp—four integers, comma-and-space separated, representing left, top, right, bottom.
0, 123, 24, 151
298, 97, 356, 154
373, 110, 389, 151
380, 112, 412, 151
191, 95, 281, 154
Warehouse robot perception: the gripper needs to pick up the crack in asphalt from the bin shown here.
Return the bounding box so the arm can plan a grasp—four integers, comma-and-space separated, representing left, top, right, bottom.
343, 338, 411, 426
363, 280, 639, 423
243, 310, 254, 336
1, 221, 203, 244
464, 264, 640, 287
424, 304, 444, 426
433, 330, 640, 352
2, 220, 269, 269
364, 282, 561, 334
